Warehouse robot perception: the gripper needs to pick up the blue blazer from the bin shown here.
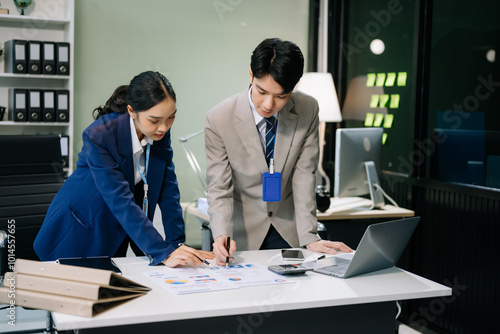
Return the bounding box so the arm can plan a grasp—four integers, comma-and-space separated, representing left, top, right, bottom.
34, 112, 185, 265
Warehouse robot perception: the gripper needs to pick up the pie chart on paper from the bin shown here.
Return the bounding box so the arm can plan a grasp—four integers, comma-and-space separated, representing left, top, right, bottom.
165, 279, 189, 285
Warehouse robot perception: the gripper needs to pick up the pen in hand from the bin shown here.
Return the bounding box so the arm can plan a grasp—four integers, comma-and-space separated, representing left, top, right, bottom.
194, 254, 212, 267
178, 242, 212, 267
226, 236, 231, 268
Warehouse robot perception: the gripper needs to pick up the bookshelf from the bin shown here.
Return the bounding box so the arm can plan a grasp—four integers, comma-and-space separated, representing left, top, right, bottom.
0, 0, 74, 172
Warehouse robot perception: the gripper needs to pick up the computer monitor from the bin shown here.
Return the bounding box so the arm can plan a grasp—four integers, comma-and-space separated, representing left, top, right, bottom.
334, 128, 385, 209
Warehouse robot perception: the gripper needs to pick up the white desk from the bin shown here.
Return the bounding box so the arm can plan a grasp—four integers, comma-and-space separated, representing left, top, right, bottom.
316, 197, 414, 220
51, 250, 451, 333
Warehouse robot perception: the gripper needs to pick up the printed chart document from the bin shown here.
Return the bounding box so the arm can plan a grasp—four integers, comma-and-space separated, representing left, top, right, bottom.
145, 263, 291, 295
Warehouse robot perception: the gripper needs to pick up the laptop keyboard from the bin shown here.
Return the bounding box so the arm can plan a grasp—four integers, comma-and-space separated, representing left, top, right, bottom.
318, 261, 350, 276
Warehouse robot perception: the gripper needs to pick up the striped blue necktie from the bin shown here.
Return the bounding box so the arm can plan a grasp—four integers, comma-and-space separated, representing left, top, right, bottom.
265, 117, 276, 166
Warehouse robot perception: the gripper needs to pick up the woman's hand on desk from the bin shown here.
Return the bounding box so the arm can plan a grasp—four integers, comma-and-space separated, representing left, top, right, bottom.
306, 240, 353, 254
162, 244, 214, 268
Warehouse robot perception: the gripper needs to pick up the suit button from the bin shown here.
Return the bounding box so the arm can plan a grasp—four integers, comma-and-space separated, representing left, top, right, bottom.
268, 211, 273, 217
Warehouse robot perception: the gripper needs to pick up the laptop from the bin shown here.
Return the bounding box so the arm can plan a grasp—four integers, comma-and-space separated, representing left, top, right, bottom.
313, 217, 420, 278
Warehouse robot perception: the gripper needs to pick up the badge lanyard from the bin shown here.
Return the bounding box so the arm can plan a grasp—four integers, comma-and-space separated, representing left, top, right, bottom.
262, 119, 281, 202
268, 120, 277, 175
134, 143, 150, 214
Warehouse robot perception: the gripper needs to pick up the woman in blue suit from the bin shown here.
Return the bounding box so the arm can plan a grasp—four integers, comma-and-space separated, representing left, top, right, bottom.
34, 71, 213, 267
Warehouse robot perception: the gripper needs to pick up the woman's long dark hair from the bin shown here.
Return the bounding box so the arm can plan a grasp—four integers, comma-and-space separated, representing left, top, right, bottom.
93, 71, 176, 120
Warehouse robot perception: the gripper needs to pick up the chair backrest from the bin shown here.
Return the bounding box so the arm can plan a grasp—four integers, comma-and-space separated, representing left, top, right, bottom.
0, 135, 63, 175
0, 135, 66, 260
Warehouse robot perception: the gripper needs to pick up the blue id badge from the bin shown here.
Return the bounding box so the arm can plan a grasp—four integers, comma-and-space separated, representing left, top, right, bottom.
263, 172, 281, 201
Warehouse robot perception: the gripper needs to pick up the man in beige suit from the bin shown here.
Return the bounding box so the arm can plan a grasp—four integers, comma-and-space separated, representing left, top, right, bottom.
205, 38, 352, 265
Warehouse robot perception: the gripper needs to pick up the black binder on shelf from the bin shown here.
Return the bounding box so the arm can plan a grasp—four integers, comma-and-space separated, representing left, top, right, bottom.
4, 40, 28, 74
27, 40, 42, 74
9, 89, 28, 122
41, 41, 56, 75
55, 42, 70, 75
42, 90, 56, 122
60, 135, 69, 167
56, 90, 69, 122
28, 89, 42, 122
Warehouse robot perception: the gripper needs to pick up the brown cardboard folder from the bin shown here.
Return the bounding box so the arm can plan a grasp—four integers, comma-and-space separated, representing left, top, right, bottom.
0, 259, 150, 317
0, 287, 143, 318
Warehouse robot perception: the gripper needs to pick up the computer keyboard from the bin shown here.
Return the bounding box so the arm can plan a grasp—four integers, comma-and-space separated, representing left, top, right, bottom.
317, 261, 350, 276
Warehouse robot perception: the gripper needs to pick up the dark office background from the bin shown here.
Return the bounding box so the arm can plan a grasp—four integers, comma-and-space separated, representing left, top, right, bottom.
310, 0, 500, 333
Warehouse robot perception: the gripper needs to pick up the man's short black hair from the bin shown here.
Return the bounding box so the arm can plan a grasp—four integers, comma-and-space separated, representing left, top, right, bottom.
250, 38, 304, 94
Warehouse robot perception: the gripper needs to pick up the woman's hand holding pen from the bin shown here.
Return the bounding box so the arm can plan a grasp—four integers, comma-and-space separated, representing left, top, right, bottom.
213, 234, 236, 266
163, 243, 214, 268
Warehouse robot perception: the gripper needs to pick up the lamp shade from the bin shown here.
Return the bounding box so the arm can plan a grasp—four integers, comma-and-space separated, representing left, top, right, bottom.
294, 72, 342, 122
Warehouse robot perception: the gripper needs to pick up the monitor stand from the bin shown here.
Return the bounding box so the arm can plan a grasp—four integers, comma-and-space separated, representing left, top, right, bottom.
364, 161, 385, 210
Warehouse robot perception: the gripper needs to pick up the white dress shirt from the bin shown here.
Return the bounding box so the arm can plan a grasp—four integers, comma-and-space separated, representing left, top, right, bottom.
130, 116, 153, 185
248, 86, 278, 150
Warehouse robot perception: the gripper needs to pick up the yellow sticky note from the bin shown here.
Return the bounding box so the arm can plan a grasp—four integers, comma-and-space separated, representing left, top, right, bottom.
390, 94, 400, 109
383, 114, 394, 128
364, 113, 375, 127
379, 94, 390, 107
397, 72, 407, 86
376, 73, 386, 87
385, 72, 396, 86
366, 73, 376, 87
382, 133, 388, 145
374, 113, 384, 127
370, 94, 380, 108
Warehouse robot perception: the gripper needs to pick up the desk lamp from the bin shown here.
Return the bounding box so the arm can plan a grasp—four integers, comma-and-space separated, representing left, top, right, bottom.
178, 129, 206, 196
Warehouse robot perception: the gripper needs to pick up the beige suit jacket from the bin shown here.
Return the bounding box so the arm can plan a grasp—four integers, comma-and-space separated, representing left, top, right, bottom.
205, 88, 321, 250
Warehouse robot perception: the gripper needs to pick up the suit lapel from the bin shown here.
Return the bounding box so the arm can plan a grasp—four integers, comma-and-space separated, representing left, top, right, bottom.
147, 133, 169, 217
117, 113, 135, 193
234, 91, 269, 174
274, 99, 297, 174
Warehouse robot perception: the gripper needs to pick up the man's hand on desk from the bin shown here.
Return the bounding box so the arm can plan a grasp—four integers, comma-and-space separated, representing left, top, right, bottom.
213, 234, 237, 266
163, 244, 214, 268
306, 240, 353, 255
